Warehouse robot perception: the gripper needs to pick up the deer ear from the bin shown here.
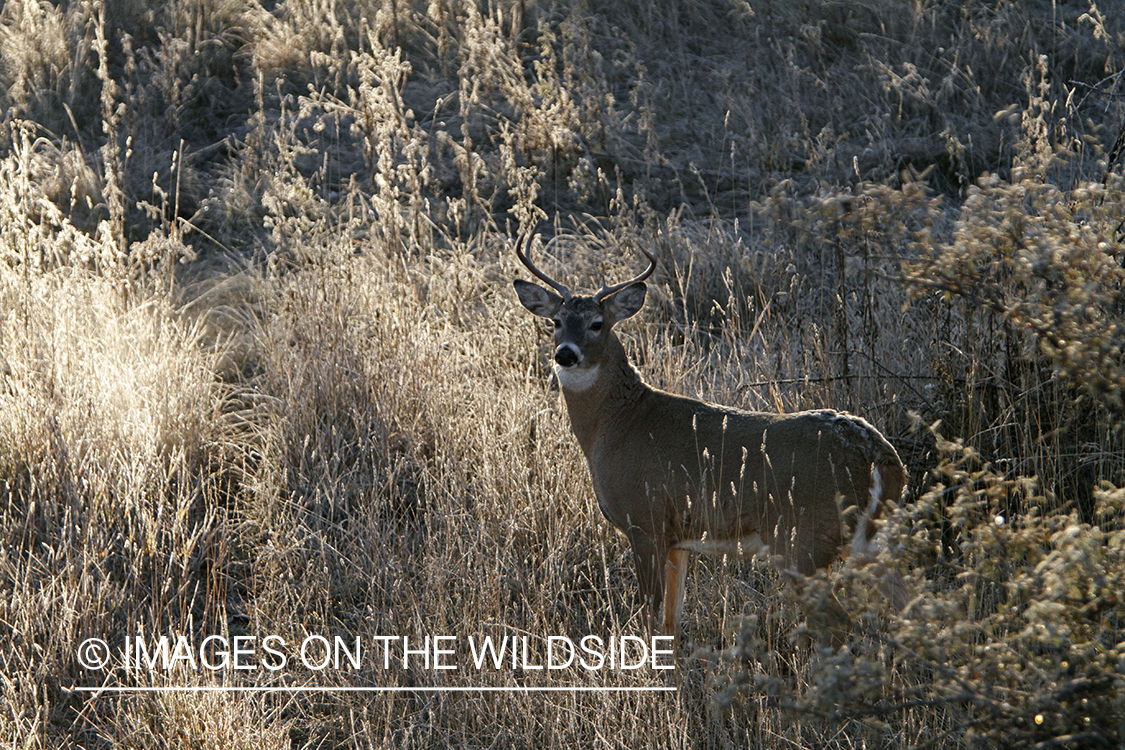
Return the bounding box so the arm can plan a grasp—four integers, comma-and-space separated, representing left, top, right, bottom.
514, 280, 564, 318
605, 282, 646, 321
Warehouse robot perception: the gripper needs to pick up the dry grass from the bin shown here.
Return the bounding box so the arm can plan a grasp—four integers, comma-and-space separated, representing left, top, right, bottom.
1, 0, 1123, 747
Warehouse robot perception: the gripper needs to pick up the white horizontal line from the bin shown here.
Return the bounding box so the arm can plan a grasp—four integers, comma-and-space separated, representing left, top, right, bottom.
75, 686, 676, 693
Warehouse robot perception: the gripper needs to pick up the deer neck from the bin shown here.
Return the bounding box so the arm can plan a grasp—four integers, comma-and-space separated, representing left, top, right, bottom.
556, 335, 646, 457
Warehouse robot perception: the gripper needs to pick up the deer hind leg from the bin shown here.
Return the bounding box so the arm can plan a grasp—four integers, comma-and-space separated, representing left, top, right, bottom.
848, 461, 909, 611
662, 548, 690, 639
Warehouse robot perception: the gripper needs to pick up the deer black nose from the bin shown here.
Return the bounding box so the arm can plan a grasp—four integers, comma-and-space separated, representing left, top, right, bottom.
554, 346, 579, 367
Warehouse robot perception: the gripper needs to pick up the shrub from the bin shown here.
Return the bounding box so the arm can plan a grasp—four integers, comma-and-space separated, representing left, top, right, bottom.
720, 428, 1125, 749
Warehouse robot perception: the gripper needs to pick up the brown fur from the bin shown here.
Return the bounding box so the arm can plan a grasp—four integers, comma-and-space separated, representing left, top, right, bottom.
515, 248, 906, 638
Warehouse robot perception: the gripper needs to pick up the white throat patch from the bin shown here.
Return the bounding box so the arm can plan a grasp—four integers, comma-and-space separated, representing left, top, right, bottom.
554, 363, 601, 392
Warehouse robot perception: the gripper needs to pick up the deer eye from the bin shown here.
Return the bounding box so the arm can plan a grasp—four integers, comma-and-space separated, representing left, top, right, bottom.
589, 320, 603, 332
552, 319, 562, 329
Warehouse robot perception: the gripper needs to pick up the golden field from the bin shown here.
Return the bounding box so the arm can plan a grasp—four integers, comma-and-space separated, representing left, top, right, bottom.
1, 1, 1123, 747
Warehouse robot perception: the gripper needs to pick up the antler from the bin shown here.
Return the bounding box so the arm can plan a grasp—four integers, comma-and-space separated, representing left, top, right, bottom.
594, 247, 657, 303
514, 225, 571, 300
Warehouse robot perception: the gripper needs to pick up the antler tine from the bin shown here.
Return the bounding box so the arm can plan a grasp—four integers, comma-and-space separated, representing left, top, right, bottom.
515, 224, 571, 299
594, 247, 657, 303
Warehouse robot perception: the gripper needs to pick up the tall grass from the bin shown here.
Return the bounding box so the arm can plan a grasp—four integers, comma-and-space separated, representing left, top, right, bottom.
1, 0, 1122, 747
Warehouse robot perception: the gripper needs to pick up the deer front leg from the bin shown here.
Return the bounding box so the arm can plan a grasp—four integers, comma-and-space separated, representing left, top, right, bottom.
662, 548, 690, 639
628, 532, 668, 636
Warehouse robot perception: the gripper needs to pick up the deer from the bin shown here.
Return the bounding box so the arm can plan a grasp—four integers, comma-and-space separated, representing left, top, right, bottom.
512, 228, 908, 643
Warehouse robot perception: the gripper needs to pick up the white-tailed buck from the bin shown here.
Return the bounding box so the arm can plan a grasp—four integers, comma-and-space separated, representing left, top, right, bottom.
513, 229, 907, 640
